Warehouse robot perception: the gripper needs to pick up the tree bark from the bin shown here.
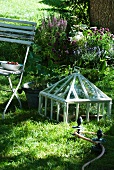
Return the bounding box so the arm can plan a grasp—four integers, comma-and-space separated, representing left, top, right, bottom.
90, 0, 114, 33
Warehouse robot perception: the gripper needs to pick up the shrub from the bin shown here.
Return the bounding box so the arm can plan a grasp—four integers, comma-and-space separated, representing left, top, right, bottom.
69, 26, 114, 70
29, 15, 114, 86
33, 15, 80, 68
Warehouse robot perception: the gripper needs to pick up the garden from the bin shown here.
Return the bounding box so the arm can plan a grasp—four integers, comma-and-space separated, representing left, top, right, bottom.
0, 0, 114, 170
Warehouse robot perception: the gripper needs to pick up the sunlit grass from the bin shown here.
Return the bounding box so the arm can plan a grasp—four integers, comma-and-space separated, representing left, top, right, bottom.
0, 0, 59, 23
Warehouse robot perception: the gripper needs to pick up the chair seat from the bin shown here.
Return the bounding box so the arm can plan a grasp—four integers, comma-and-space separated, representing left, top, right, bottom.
0, 66, 22, 75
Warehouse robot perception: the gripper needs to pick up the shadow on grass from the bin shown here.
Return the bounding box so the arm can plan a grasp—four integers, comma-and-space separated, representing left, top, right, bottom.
0, 104, 82, 170
0, 154, 81, 170
40, 0, 68, 9
38, 0, 70, 16
0, 98, 46, 124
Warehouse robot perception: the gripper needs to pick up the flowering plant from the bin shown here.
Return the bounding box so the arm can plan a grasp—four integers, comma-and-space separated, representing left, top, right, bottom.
29, 17, 114, 87
83, 27, 114, 52
33, 15, 81, 67
69, 26, 114, 70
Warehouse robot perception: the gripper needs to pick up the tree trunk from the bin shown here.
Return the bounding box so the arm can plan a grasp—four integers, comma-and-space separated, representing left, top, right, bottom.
90, 0, 114, 33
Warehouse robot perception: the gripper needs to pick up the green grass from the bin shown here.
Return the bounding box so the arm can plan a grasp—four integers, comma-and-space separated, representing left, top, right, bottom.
0, 0, 66, 24
0, 70, 114, 170
0, 1, 114, 169
0, 110, 114, 170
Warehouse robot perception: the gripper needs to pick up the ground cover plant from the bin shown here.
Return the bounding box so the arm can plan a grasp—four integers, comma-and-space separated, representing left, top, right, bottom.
0, 0, 114, 170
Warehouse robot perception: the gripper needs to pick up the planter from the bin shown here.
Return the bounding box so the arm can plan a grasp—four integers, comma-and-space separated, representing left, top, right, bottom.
22, 82, 42, 109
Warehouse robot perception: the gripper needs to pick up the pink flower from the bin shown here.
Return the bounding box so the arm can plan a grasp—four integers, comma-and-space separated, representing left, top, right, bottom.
65, 50, 69, 54
105, 28, 110, 32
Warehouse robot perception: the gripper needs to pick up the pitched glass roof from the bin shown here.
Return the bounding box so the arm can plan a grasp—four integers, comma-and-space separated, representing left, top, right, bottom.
41, 72, 111, 103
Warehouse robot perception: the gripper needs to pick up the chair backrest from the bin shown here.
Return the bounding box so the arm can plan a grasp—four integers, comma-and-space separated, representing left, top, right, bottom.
0, 17, 37, 45
0, 18, 37, 74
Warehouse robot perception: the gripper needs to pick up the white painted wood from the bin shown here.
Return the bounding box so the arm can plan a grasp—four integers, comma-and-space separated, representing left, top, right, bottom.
63, 103, 67, 123
45, 97, 47, 116
86, 103, 90, 122
39, 72, 112, 122
57, 102, 60, 121
0, 17, 36, 25
97, 103, 100, 121
0, 23, 36, 30
0, 27, 35, 35
0, 37, 33, 45
76, 103, 79, 121
54, 76, 73, 95
66, 103, 69, 123
107, 101, 112, 118
102, 103, 105, 118
50, 99, 53, 120
0, 32, 33, 40
0, 18, 36, 118
38, 94, 42, 114
78, 75, 89, 98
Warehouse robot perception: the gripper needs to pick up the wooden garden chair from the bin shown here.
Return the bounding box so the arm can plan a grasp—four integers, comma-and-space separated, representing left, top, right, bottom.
0, 18, 36, 118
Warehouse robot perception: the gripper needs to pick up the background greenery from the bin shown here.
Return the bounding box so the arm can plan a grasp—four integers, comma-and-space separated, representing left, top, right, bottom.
0, 0, 114, 170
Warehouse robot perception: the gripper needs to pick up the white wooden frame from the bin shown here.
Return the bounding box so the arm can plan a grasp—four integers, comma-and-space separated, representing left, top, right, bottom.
38, 72, 112, 123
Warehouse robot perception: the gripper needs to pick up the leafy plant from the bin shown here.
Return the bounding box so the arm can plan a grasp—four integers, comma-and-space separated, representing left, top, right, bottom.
69, 26, 114, 71
83, 27, 114, 68
65, 0, 90, 25
33, 15, 69, 65
26, 14, 80, 88
83, 27, 114, 52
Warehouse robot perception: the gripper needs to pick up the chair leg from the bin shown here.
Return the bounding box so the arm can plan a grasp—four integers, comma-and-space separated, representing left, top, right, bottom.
8, 76, 22, 107
2, 76, 22, 119
2, 46, 30, 119
2, 88, 22, 119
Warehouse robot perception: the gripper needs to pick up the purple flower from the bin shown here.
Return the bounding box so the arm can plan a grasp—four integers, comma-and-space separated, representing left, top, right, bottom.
58, 54, 61, 57
65, 50, 69, 54
101, 32, 104, 35
41, 19, 46, 28
52, 48, 56, 53
48, 21, 53, 28
53, 17, 57, 23
60, 19, 64, 25
101, 28, 105, 32
71, 40, 77, 45
105, 28, 110, 32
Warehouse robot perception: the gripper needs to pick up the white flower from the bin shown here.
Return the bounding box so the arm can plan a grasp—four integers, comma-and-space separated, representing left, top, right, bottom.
73, 32, 84, 41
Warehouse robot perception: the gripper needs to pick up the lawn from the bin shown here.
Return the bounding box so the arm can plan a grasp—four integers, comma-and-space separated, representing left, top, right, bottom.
0, 0, 66, 23
0, 0, 114, 170
0, 110, 114, 170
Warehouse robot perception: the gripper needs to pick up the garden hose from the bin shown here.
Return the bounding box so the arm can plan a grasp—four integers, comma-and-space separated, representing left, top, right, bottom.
73, 131, 105, 170
82, 144, 105, 170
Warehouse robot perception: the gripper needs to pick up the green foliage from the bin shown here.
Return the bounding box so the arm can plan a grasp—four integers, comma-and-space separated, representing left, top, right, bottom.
65, 0, 90, 25
27, 19, 114, 87
68, 26, 114, 71
34, 15, 68, 64
83, 27, 114, 52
